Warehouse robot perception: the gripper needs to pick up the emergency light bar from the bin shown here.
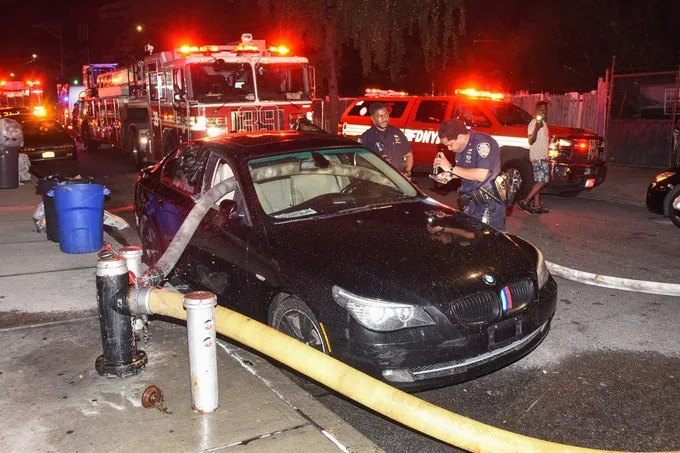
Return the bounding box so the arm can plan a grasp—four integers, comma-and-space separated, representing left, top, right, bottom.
455, 88, 505, 101
365, 88, 409, 97
178, 45, 222, 54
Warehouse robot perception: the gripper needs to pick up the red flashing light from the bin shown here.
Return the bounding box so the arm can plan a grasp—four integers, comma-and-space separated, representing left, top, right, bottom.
455, 88, 505, 101
269, 45, 290, 55
575, 139, 589, 151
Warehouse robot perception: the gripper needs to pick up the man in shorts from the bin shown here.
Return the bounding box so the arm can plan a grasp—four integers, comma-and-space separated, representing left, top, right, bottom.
518, 100, 550, 214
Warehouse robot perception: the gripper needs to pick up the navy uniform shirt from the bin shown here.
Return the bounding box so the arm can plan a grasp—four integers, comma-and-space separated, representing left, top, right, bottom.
455, 130, 501, 193
358, 125, 412, 172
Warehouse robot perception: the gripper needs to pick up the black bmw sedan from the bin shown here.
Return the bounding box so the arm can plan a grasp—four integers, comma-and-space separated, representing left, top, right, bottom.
134, 131, 558, 391
19, 119, 77, 162
646, 167, 680, 229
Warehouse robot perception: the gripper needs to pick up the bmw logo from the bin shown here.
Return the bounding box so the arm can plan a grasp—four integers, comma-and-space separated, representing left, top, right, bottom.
482, 274, 496, 285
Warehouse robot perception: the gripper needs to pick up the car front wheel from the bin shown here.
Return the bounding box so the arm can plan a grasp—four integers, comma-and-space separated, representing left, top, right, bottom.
666, 185, 680, 229
503, 159, 533, 201
270, 296, 329, 395
271, 296, 327, 353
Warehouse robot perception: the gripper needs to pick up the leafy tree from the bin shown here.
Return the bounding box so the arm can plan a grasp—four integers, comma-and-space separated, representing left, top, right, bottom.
257, 0, 466, 131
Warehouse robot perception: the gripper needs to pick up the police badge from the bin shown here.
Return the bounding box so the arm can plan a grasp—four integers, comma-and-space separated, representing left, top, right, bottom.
477, 142, 491, 158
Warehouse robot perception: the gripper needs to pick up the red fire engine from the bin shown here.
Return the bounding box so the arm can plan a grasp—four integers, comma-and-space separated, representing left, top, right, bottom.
78, 33, 316, 167
0, 79, 46, 117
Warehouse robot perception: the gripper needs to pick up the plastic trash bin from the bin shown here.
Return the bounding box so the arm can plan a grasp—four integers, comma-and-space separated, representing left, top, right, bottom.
48, 183, 110, 254
38, 175, 93, 243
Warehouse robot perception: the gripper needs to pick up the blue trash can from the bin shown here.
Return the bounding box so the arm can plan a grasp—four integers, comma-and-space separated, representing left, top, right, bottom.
49, 183, 110, 254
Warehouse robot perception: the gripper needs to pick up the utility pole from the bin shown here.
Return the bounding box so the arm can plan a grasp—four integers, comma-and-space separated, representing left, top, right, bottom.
32, 24, 64, 79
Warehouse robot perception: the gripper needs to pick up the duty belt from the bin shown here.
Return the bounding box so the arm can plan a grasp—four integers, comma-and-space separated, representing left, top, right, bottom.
459, 186, 497, 207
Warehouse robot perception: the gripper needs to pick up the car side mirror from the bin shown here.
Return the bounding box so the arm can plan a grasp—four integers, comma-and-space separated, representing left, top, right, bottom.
218, 199, 238, 218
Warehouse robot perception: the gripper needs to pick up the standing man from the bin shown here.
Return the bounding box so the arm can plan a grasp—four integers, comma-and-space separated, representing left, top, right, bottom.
518, 101, 550, 214
434, 119, 506, 229
358, 102, 414, 178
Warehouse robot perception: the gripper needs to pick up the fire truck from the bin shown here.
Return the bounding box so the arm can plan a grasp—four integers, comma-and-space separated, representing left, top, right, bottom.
0, 79, 46, 117
78, 33, 316, 167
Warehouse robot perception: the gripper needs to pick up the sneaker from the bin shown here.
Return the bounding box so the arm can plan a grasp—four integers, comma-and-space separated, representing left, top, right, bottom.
517, 201, 533, 215
532, 206, 550, 214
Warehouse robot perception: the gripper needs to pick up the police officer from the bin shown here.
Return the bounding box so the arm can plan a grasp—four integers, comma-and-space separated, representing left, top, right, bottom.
358, 102, 414, 178
434, 119, 506, 229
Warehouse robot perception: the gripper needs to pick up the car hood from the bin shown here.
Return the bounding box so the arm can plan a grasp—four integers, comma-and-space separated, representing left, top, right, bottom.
264, 199, 536, 305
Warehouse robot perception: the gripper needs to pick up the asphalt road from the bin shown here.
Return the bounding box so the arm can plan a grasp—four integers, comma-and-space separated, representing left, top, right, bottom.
29, 145, 680, 453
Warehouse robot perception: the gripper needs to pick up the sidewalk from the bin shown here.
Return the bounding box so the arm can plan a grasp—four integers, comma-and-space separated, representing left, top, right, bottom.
0, 178, 382, 453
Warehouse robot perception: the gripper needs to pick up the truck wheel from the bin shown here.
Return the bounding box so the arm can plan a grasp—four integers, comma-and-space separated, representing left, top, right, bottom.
665, 185, 680, 228
503, 159, 533, 201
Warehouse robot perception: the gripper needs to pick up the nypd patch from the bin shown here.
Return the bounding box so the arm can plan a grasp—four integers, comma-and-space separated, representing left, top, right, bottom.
477, 142, 491, 158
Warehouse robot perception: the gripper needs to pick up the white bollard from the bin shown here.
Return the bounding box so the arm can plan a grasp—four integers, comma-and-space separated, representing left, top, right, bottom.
184, 291, 219, 413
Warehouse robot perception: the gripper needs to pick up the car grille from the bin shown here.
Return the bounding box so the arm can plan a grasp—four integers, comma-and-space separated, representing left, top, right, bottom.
445, 279, 535, 325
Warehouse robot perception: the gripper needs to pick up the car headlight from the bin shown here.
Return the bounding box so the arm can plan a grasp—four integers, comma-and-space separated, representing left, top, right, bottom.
332, 286, 435, 332
654, 171, 676, 183
536, 246, 550, 288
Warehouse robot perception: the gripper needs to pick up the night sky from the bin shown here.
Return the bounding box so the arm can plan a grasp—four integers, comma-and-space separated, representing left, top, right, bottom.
1, 0, 678, 97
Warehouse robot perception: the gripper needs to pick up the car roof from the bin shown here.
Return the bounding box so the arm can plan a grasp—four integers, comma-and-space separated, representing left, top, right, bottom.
199, 131, 363, 159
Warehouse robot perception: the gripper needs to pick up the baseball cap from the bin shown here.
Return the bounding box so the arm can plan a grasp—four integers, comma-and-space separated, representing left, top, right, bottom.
438, 119, 469, 140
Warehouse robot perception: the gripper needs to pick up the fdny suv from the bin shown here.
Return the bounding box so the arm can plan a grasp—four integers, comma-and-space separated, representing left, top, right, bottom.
339, 89, 607, 197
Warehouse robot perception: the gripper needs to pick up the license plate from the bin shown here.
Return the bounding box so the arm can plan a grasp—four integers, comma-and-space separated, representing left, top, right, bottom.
584, 168, 591, 175
488, 317, 522, 350
42, 151, 55, 158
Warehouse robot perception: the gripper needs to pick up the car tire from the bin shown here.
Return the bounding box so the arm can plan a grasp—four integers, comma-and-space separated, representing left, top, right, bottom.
270, 296, 330, 396
665, 185, 680, 229
138, 215, 164, 267
503, 159, 533, 201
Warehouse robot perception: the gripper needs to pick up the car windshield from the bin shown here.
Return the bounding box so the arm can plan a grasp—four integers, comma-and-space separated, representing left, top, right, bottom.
21, 120, 66, 136
248, 147, 419, 219
488, 103, 533, 126
254, 62, 310, 101
189, 62, 255, 103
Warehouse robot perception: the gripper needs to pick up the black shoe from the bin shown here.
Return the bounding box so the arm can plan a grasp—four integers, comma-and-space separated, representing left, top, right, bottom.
532, 206, 550, 214
517, 201, 533, 215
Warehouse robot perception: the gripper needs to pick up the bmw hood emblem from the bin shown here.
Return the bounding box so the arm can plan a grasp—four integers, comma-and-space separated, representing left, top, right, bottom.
482, 274, 496, 285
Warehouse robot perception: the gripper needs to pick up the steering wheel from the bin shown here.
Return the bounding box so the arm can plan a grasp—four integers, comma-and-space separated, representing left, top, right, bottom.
340, 179, 371, 195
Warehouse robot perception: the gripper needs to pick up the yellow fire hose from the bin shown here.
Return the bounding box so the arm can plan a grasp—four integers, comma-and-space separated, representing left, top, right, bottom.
143, 287, 679, 453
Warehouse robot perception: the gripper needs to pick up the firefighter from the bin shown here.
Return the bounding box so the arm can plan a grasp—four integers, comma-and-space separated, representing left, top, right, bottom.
434, 119, 506, 230
358, 102, 414, 178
